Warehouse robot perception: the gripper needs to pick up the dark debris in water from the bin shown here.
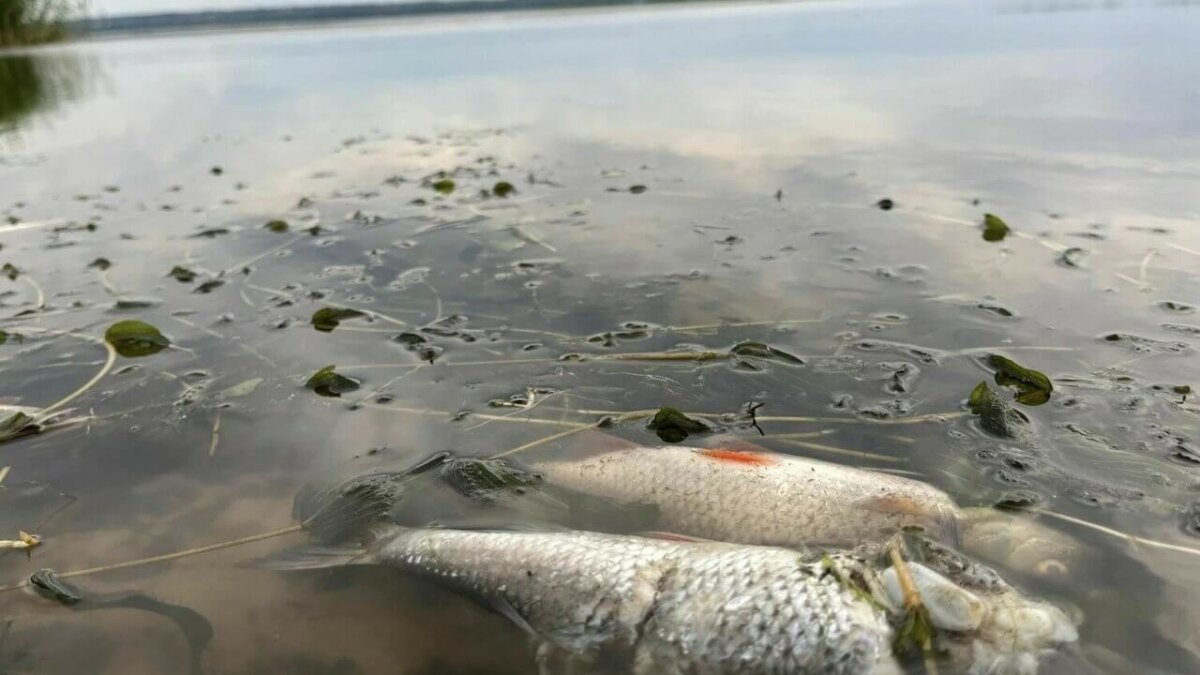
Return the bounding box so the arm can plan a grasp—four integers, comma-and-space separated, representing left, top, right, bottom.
168, 266, 197, 283
985, 354, 1052, 406
304, 365, 361, 397
981, 213, 1010, 242
1057, 247, 1087, 269
968, 381, 1030, 439
104, 320, 170, 358
647, 406, 711, 443
312, 307, 366, 333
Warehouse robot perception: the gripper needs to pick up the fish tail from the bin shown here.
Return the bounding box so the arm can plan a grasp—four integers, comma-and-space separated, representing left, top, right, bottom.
254, 542, 377, 571
936, 504, 962, 550
293, 451, 450, 544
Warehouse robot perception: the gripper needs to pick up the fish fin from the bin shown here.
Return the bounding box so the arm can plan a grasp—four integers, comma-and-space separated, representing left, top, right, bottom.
935, 504, 962, 550
252, 543, 374, 571
637, 531, 715, 543
293, 451, 450, 543
490, 595, 541, 638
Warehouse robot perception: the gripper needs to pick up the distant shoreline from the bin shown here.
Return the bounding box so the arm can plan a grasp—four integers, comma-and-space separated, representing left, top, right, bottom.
75, 0, 703, 36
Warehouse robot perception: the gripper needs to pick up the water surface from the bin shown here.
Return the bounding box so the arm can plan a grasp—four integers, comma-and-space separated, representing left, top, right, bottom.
1, 2, 1199, 673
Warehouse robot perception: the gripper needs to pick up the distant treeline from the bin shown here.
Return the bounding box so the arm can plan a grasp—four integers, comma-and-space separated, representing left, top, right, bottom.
1, 0, 82, 45
79, 0, 694, 36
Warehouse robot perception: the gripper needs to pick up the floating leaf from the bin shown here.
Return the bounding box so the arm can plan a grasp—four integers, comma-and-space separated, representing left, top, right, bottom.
305, 365, 360, 397
1057, 247, 1086, 268
647, 406, 710, 443
189, 227, 229, 239
104, 320, 170, 358
0, 411, 39, 442
264, 219, 289, 233
987, 354, 1052, 405
88, 257, 112, 271
730, 341, 805, 365
311, 307, 366, 333
210, 166, 224, 176
431, 179, 456, 194
168, 266, 197, 283
981, 213, 1010, 242
193, 279, 225, 294
29, 569, 82, 605
876, 198, 894, 211
629, 185, 647, 194
2, 263, 18, 280
968, 381, 1030, 439
493, 181, 516, 198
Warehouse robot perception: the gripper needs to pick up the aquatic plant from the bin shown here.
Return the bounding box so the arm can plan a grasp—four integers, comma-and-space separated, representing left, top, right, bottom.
0, 0, 83, 46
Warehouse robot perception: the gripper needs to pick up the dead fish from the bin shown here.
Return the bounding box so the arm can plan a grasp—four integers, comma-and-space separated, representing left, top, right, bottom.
268, 527, 1075, 675
528, 433, 960, 548
527, 433, 1082, 579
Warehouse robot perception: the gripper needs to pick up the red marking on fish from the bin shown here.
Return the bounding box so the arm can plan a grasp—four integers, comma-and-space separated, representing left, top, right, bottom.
697, 448, 777, 466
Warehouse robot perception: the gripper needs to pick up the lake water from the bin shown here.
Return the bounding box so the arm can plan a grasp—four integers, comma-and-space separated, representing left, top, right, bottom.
1, 1, 1199, 673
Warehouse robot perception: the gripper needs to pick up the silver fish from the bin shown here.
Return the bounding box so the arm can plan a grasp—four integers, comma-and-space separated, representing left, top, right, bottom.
526, 433, 1082, 578
274, 527, 1075, 675
529, 435, 960, 547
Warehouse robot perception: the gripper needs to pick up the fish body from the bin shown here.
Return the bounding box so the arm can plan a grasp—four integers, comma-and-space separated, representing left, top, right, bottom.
373, 526, 899, 674
529, 442, 959, 547
291, 526, 1075, 675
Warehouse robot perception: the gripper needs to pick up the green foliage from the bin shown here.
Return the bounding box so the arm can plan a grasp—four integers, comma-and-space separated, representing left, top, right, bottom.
0, 0, 81, 47
986, 354, 1052, 405
304, 365, 360, 397
967, 380, 1030, 439
104, 319, 170, 358
981, 213, 1009, 242
311, 307, 366, 332
647, 406, 710, 443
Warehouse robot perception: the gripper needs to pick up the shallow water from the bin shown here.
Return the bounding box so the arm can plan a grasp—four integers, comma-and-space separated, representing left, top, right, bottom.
1, 1, 1199, 673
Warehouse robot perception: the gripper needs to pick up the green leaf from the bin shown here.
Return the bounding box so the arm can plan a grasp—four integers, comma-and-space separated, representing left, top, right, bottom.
193, 279, 225, 294
104, 320, 170, 358
981, 213, 1010, 242
492, 181, 516, 198
431, 178, 456, 194
88, 257, 112, 271
168, 266, 197, 283
305, 365, 360, 397
892, 604, 937, 657
0, 411, 37, 441
2, 263, 18, 280
311, 307, 366, 333
629, 185, 647, 194
987, 354, 1052, 405
967, 381, 1030, 439
264, 219, 289, 233
647, 406, 711, 443
730, 341, 805, 365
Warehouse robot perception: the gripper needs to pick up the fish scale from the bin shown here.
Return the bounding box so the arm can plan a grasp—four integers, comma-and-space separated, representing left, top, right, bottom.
374, 527, 899, 675
531, 444, 958, 546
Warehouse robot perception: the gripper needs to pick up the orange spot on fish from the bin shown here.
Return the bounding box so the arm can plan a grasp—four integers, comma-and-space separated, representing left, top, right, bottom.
697, 448, 777, 466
